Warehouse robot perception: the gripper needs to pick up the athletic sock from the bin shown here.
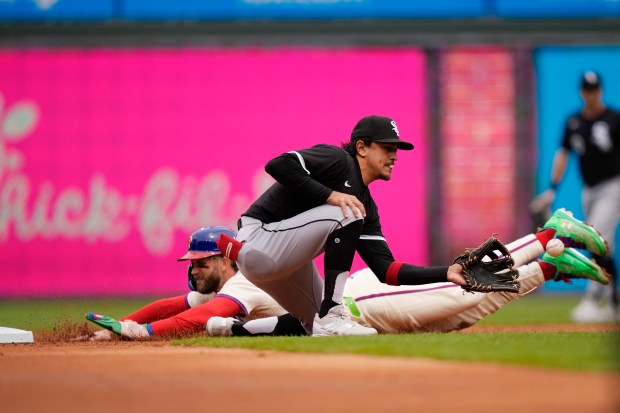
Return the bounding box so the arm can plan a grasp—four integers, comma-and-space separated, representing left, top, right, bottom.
535, 228, 556, 250
319, 298, 339, 318
320, 221, 362, 318
538, 261, 557, 281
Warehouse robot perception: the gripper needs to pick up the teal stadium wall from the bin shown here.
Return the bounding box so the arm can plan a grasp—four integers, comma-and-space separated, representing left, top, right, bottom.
535, 46, 620, 292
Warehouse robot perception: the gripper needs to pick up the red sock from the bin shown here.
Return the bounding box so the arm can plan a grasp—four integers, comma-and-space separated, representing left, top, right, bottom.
538, 261, 557, 281
535, 228, 556, 250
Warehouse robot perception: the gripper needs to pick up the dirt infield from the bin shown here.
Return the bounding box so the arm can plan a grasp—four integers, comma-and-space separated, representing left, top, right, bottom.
1, 325, 619, 413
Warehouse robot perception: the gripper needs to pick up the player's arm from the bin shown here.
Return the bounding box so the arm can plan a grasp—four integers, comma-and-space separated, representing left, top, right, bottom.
550, 117, 576, 189
219, 314, 307, 337
119, 289, 215, 324
357, 237, 461, 286
120, 295, 189, 323
550, 147, 569, 188
264, 145, 344, 202
147, 296, 241, 337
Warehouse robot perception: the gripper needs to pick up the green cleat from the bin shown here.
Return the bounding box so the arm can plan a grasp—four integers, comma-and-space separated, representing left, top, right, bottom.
86, 312, 122, 335
543, 208, 608, 255
541, 248, 611, 285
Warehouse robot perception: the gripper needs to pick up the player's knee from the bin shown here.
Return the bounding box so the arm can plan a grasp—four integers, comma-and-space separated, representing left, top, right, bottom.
240, 249, 280, 281
333, 219, 363, 239
342, 207, 365, 225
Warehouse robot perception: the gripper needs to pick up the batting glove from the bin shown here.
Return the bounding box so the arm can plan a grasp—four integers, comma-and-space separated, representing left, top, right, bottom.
90, 329, 114, 341
86, 312, 150, 339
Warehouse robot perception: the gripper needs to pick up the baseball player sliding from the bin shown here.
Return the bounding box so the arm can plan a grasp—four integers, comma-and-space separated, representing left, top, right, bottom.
86, 209, 610, 340
86, 226, 288, 340
209, 209, 612, 336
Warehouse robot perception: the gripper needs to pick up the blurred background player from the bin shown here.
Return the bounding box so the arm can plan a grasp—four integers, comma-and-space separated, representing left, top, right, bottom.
207, 209, 612, 336
534, 71, 620, 323
85, 226, 289, 340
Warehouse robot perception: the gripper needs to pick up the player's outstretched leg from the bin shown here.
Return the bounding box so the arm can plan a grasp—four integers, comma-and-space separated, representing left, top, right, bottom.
540, 248, 611, 285
543, 208, 608, 255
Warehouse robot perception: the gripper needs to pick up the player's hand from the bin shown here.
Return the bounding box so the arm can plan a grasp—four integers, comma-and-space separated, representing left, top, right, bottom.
447, 263, 467, 286
90, 329, 114, 341
327, 191, 366, 218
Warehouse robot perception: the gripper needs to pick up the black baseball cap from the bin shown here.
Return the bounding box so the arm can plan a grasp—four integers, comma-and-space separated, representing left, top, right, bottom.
581, 71, 602, 89
350, 115, 414, 151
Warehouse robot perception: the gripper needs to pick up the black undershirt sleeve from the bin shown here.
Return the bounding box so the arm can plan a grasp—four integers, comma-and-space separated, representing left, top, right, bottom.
265, 154, 332, 203
358, 239, 449, 285
396, 264, 449, 285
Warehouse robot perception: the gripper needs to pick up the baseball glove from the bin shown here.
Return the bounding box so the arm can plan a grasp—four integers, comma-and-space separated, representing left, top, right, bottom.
453, 237, 520, 293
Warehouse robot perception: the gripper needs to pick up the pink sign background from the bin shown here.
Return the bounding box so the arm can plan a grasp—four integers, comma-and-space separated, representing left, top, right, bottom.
440, 47, 516, 261
0, 48, 427, 297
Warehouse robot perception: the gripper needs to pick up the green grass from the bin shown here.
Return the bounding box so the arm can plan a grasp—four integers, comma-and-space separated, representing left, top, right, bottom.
0, 292, 582, 330
1, 293, 618, 372
175, 293, 619, 372
178, 331, 620, 372
0, 297, 155, 331
477, 293, 581, 325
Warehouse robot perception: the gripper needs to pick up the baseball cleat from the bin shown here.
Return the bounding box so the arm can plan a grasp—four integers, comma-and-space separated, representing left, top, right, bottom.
206, 316, 236, 337
312, 304, 377, 336
543, 208, 608, 256
217, 233, 242, 261
86, 312, 122, 334
570, 299, 616, 324
541, 248, 611, 285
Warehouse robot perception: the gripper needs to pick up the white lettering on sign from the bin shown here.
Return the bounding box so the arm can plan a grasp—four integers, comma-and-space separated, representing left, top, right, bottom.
0, 92, 270, 256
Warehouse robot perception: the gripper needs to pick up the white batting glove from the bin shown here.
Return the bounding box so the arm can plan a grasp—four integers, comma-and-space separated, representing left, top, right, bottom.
90, 329, 114, 341
120, 320, 150, 339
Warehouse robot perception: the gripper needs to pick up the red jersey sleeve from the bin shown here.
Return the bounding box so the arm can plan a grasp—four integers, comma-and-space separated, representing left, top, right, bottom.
148, 296, 240, 337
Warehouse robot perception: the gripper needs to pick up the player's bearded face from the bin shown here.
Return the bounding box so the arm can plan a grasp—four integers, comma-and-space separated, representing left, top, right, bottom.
192, 257, 223, 294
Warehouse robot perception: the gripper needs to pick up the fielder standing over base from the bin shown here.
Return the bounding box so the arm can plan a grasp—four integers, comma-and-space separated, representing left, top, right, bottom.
216, 115, 473, 336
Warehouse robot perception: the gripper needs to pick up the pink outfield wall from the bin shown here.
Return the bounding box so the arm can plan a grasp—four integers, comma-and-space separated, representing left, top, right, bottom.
0, 48, 427, 297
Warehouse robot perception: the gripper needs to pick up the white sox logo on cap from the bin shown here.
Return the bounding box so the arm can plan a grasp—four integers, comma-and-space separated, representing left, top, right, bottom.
390, 120, 399, 137
350, 115, 413, 150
